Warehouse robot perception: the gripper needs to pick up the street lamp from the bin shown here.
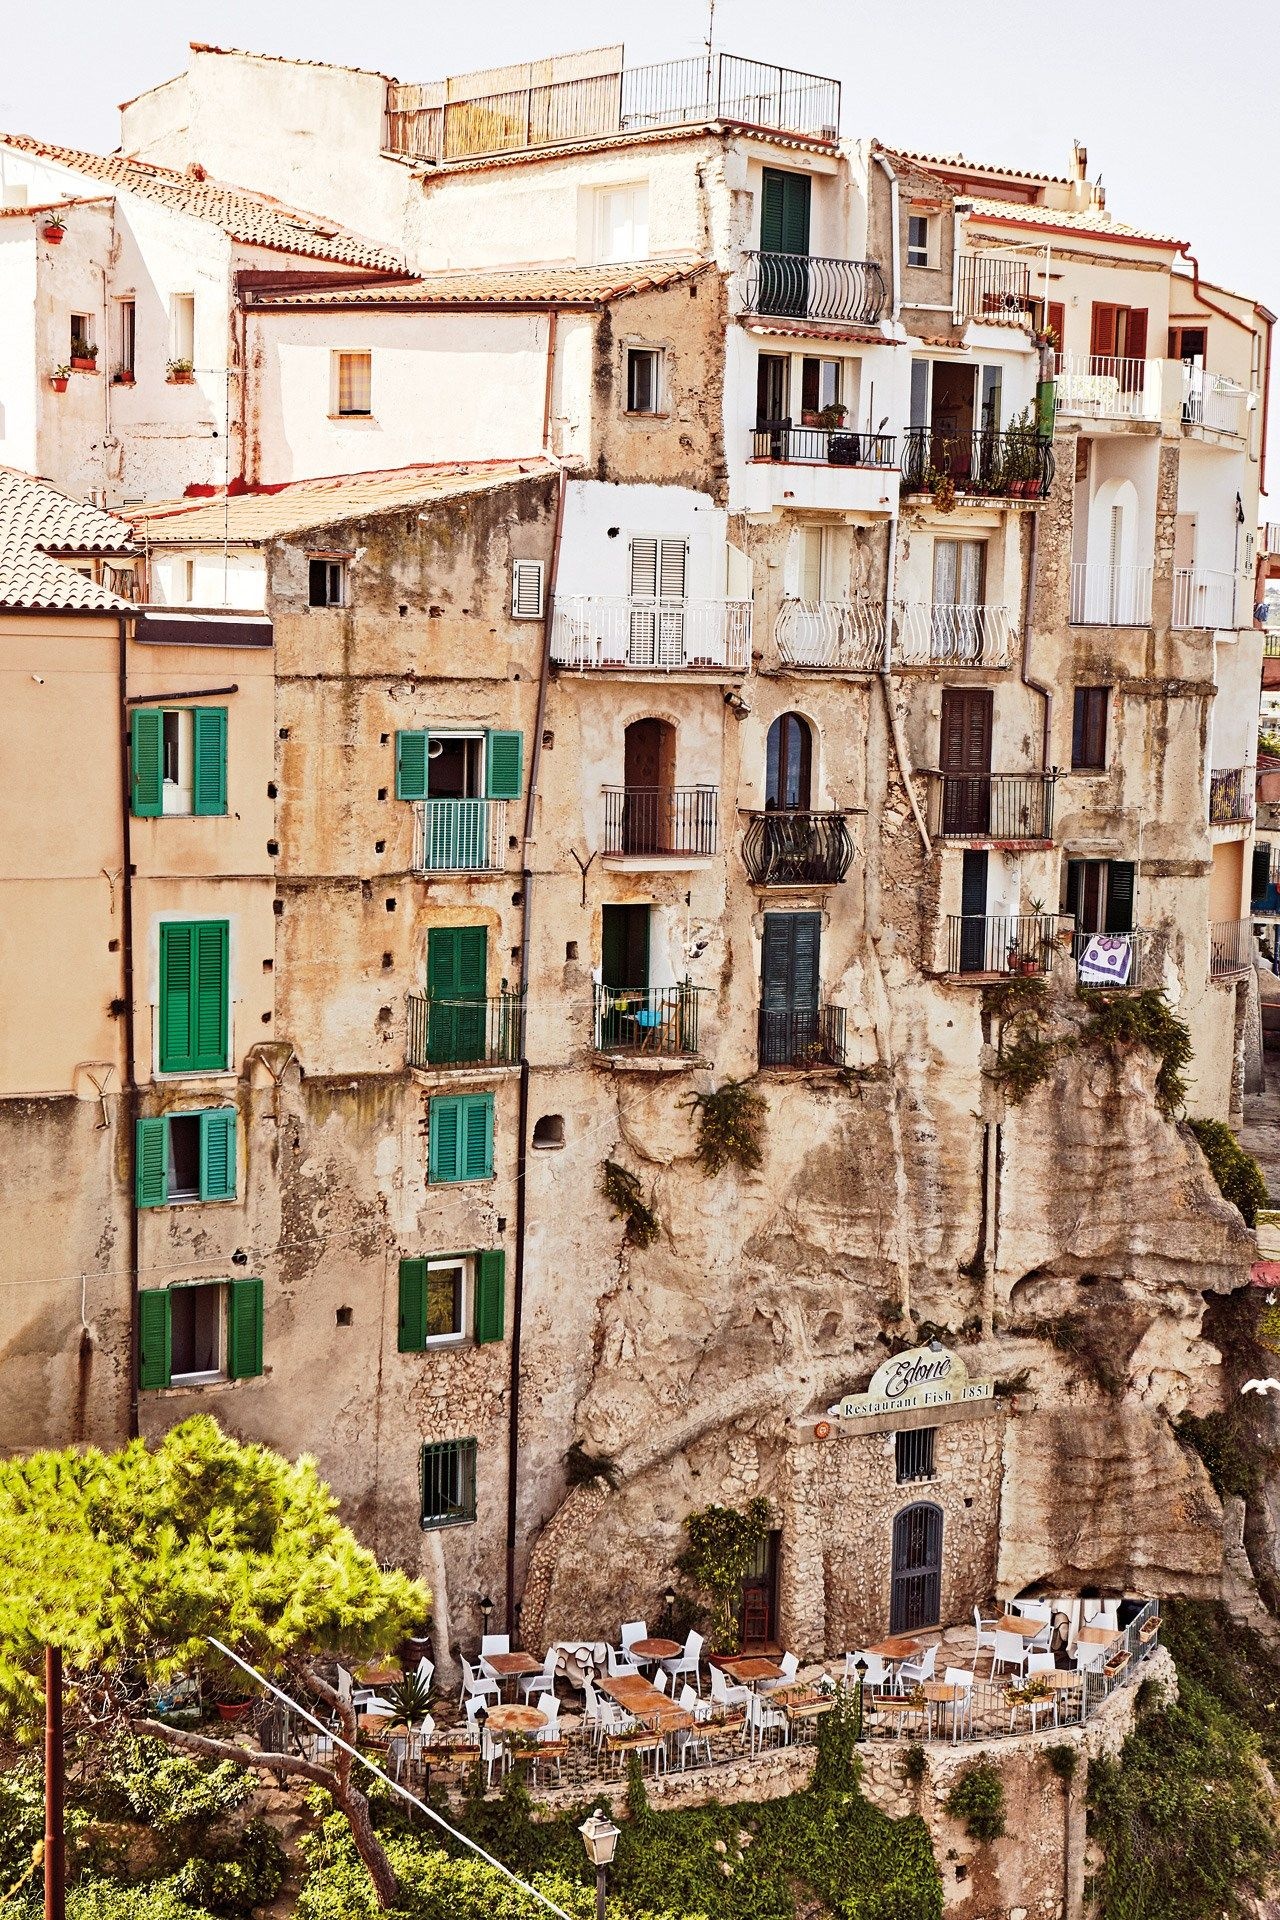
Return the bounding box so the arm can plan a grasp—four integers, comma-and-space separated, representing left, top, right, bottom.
850, 1654, 868, 1744
662, 1585, 676, 1634
579, 1810, 620, 1920
479, 1594, 493, 1636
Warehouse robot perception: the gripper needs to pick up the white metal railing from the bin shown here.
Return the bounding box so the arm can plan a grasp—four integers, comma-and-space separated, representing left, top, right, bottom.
1069, 563, 1153, 627
1172, 567, 1243, 631
1264, 523, 1280, 557
894, 602, 1014, 667
774, 599, 885, 670
550, 597, 752, 672
412, 799, 507, 873
1182, 365, 1248, 437
954, 253, 1032, 324
1054, 353, 1163, 422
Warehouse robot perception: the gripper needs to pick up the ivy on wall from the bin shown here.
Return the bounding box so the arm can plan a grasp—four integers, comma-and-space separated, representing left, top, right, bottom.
677, 1497, 770, 1653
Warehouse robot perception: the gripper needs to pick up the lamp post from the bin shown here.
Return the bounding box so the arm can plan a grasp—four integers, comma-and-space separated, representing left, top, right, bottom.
579, 1810, 620, 1920
479, 1594, 493, 1639
851, 1654, 868, 1745
662, 1585, 676, 1635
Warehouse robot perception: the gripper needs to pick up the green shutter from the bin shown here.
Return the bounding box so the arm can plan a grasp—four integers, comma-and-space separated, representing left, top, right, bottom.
131, 709, 163, 817
396, 731, 430, 800
135, 1117, 169, 1208
485, 731, 523, 801
398, 1258, 428, 1352
474, 1249, 505, 1344
192, 923, 229, 1070
760, 170, 786, 254
760, 168, 810, 256
427, 925, 487, 1000
160, 921, 229, 1073
192, 707, 228, 816
462, 1094, 494, 1180
227, 1277, 264, 1380
138, 1288, 171, 1390
429, 1097, 462, 1183
159, 923, 194, 1072
1105, 862, 1135, 934
199, 1108, 237, 1201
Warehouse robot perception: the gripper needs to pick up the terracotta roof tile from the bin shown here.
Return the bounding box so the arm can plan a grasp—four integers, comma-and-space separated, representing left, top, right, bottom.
0, 134, 403, 271
245, 258, 709, 310
876, 143, 1072, 187
963, 196, 1184, 248
0, 467, 137, 612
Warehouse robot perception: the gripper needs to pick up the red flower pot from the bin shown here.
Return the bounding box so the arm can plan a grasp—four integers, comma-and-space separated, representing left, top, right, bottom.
42, 225, 64, 244
70, 356, 97, 372
50, 377, 68, 393
167, 370, 195, 385
215, 1699, 253, 1722
113, 372, 135, 386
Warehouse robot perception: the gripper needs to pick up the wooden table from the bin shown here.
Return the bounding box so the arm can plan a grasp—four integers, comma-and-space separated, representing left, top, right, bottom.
481, 1652, 544, 1696
720, 1656, 784, 1690
922, 1680, 969, 1741
997, 1615, 1049, 1639
599, 1672, 693, 1729
355, 1662, 402, 1688
487, 1704, 547, 1736
864, 1637, 923, 1661
630, 1637, 682, 1661
1076, 1623, 1120, 1647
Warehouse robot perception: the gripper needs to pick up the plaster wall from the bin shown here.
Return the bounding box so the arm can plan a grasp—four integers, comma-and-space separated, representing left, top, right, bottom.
1175, 438, 1247, 580
0, 225, 37, 472
148, 549, 266, 609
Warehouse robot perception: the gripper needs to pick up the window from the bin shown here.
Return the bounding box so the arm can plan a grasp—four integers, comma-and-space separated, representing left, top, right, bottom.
70, 313, 95, 360
398, 1251, 505, 1349
760, 168, 811, 258
115, 299, 135, 378
595, 184, 648, 264
511, 560, 544, 619
309, 558, 346, 607
136, 1108, 237, 1207
170, 293, 195, 365
532, 1114, 565, 1149
1065, 859, 1134, 935
131, 707, 227, 817
137, 1277, 263, 1390
896, 1427, 937, 1484
420, 1438, 478, 1528
800, 358, 842, 415
795, 525, 832, 603
158, 920, 230, 1074
906, 213, 935, 269
910, 359, 930, 429
980, 364, 1002, 433
395, 728, 523, 801
1072, 687, 1109, 770
1168, 325, 1207, 366
333, 350, 372, 417
181, 558, 196, 604
756, 352, 789, 427
428, 1093, 495, 1183
766, 713, 813, 811
626, 347, 662, 414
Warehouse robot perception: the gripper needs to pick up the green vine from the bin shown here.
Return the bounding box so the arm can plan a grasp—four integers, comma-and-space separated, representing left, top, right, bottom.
1045, 1743, 1078, 1785
983, 975, 1059, 1104
563, 1440, 621, 1490
685, 1080, 767, 1176
945, 1757, 1006, 1841
1077, 989, 1192, 1117
677, 1497, 769, 1653
602, 1159, 660, 1247
1186, 1119, 1268, 1226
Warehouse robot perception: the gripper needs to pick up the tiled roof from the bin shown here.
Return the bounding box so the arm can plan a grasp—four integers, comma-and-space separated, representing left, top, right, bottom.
0, 467, 137, 612
963, 196, 1184, 248
432, 120, 835, 175
0, 134, 404, 270
877, 144, 1072, 186
128, 460, 556, 543
245, 258, 708, 310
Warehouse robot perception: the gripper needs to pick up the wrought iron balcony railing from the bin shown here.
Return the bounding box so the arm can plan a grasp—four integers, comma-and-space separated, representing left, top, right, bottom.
945, 912, 1059, 978
900, 427, 1053, 500
412, 798, 507, 873
592, 981, 707, 1057
757, 1004, 847, 1069
774, 598, 885, 671
1210, 766, 1255, 826
551, 596, 752, 672
1068, 927, 1150, 990
926, 772, 1055, 842
894, 602, 1014, 668
1210, 917, 1255, 978
954, 254, 1033, 325
737, 249, 886, 325
741, 810, 854, 886
602, 786, 719, 857
1068, 563, 1153, 628
406, 991, 524, 1068
751, 423, 896, 467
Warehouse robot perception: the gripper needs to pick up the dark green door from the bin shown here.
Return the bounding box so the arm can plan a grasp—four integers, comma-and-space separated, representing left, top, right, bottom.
959, 850, 989, 972
759, 168, 812, 317
427, 926, 487, 1062
759, 911, 821, 1064
601, 905, 652, 1048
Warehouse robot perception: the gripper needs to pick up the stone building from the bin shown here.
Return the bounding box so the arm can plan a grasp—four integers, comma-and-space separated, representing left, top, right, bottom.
0, 43, 1272, 1669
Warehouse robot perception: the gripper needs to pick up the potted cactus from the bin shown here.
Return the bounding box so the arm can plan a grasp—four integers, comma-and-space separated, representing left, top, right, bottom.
41, 213, 66, 244
49, 365, 71, 393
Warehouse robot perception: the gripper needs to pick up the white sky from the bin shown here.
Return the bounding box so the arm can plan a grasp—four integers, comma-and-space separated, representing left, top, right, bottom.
5, 0, 1279, 489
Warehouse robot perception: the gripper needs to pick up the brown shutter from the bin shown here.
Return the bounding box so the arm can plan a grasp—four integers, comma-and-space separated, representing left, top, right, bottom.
1124, 308, 1148, 361
1090, 304, 1117, 357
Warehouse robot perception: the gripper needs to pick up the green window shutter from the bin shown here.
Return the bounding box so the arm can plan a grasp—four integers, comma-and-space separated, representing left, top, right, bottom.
193, 922, 230, 1070
227, 1277, 264, 1380
131, 709, 163, 817
396, 731, 430, 800
429, 1097, 462, 1183
398, 1258, 428, 1352
138, 1288, 171, 1390
427, 926, 487, 1001
160, 921, 229, 1073
159, 923, 194, 1071
474, 1249, 505, 1344
485, 731, 523, 801
760, 170, 786, 254
135, 1117, 169, 1208
462, 1094, 494, 1181
198, 1107, 237, 1201
192, 707, 228, 816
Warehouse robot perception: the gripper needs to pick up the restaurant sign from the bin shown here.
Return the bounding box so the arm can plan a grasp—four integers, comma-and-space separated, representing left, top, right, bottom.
828, 1342, 994, 1421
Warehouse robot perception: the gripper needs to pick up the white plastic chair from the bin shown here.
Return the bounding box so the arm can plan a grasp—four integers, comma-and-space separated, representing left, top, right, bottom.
661, 1629, 704, 1695
742, 1691, 789, 1754
481, 1634, 511, 1657
413, 1656, 435, 1693
896, 1643, 937, 1692
940, 1668, 974, 1742
337, 1664, 393, 1716
710, 1665, 750, 1717
973, 1605, 1000, 1663
595, 1700, 637, 1750
679, 1682, 713, 1725
676, 1683, 713, 1769
845, 1651, 891, 1692
992, 1630, 1028, 1680
459, 1657, 500, 1708
620, 1620, 648, 1657
607, 1642, 642, 1679
1027, 1649, 1056, 1675
1014, 1600, 1054, 1647
518, 1648, 559, 1702
653, 1668, 668, 1694
763, 1650, 800, 1693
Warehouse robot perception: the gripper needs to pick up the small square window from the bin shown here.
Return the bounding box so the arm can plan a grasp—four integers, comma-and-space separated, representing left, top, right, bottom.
895, 1427, 936, 1484
309, 558, 346, 608
333, 351, 372, 417
170, 1282, 223, 1385
626, 347, 662, 414
421, 1438, 478, 1529
907, 214, 935, 270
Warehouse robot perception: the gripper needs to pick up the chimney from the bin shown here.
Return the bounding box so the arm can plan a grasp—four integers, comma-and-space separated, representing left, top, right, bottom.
1069, 141, 1090, 210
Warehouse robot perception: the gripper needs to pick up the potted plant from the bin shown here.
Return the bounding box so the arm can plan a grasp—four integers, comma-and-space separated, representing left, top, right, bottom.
817, 402, 847, 430
41, 213, 65, 244
213, 1688, 253, 1722
801, 408, 820, 427
166, 358, 195, 385
384, 1671, 432, 1728
49, 365, 70, 393
927, 468, 957, 514
69, 338, 97, 373
113, 367, 136, 387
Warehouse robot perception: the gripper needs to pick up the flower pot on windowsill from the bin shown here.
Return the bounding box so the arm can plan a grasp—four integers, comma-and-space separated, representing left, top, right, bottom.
167, 369, 195, 385
800, 410, 820, 427
70, 356, 97, 373
42, 223, 65, 244
113, 370, 135, 386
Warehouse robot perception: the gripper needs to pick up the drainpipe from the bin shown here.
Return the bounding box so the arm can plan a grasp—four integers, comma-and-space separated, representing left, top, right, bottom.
879, 516, 932, 857
505, 462, 568, 1636
118, 609, 140, 1440
541, 310, 559, 453
871, 150, 901, 324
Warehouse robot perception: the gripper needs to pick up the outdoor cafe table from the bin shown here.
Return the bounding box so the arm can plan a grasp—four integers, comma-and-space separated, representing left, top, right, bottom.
864, 1637, 923, 1662
629, 1637, 682, 1663
481, 1651, 545, 1696
355, 1661, 402, 1688
600, 1672, 694, 1732
719, 1656, 785, 1691
1076, 1623, 1121, 1648
996, 1616, 1047, 1640
486, 1704, 547, 1736
921, 1681, 968, 1741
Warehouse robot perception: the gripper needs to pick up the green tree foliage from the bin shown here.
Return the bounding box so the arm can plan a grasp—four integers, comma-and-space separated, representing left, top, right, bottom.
1077, 991, 1192, 1117
1186, 1119, 1269, 1226
685, 1081, 767, 1175
944, 1759, 1006, 1841
677, 1498, 769, 1652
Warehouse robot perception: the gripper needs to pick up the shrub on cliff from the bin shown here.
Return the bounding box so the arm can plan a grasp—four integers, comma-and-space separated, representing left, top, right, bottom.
1186, 1119, 1268, 1226
944, 1758, 1006, 1841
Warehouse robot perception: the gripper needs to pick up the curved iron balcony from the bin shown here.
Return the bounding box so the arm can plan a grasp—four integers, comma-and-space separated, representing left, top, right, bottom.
741, 810, 854, 886
894, 602, 1014, 668
738, 249, 886, 326
901, 427, 1054, 501
775, 599, 885, 671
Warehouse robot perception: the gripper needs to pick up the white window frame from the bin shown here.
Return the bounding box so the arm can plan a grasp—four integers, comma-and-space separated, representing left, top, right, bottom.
906, 211, 938, 270
161, 707, 195, 816
595, 183, 649, 265
424, 1256, 470, 1347
511, 559, 545, 619
115, 297, 136, 377
170, 293, 195, 365
168, 1279, 226, 1387
625, 346, 663, 415
308, 556, 347, 608
332, 349, 373, 419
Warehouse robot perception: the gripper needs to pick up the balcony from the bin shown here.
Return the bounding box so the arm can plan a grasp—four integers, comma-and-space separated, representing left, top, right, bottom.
412, 798, 507, 873
737, 250, 886, 326
1053, 353, 1163, 423
926, 772, 1055, 843
602, 786, 719, 859
900, 428, 1053, 502
1182, 366, 1248, 438
406, 991, 524, 1068
741, 811, 854, 886
775, 599, 885, 671
1210, 767, 1255, 827
894, 602, 1014, 668
1069, 928, 1149, 990
943, 912, 1059, 979
550, 597, 752, 673
745, 425, 898, 515
1173, 568, 1243, 631
1068, 564, 1152, 627
592, 981, 707, 1058
751, 424, 896, 467
954, 254, 1033, 327
385, 52, 841, 163
757, 1004, 847, 1069
1210, 917, 1255, 978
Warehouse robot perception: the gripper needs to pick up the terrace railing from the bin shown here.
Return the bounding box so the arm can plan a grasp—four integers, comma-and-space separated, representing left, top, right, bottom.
1173, 568, 1243, 631
737, 250, 886, 325
592, 980, 707, 1056
1209, 766, 1255, 826
926, 772, 1055, 842
900, 427, 1053, 500
741, 811, 855, 886
1070, 927, 1150, 990
602, 786, 719, 856
412, 798, 507, 873
775, 598, 886, 671
954, 254, 1033, 325
406, 991, 525, 1068
1182, 365, 1248, 436
894, 602, 1014, 668
757, 1003, 847, 1068
1210, 917, 1255, 978
945, 912, 1059, 978
751, 424, 896, 467
1054, 353, 1163, 422
551, 596, 752, 672
1069, 563, 1153, 627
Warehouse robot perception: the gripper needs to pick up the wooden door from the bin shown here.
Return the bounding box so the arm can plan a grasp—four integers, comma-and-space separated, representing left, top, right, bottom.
623, 719, 674, 853
940, 688, 993, 835
890, 1503, 943, 1634
739, 1530, 781, 1649
760, 911, 821, 1063
958, 849, 989, 972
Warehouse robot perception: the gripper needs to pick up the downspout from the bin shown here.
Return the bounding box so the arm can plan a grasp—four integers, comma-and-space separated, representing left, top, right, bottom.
879, 516, 931, 856
871, 149, 901, 323
118, 609, 140, 1440
541, 309, 559, 451
505, 459, 568, 1637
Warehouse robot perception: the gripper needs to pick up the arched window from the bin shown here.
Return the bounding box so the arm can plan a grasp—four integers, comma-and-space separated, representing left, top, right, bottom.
532, 1114, 565, 1149
621, 717, 676, 852
765, 712, 812, 811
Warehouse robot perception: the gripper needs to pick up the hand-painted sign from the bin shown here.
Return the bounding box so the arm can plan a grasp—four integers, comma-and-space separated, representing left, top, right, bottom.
1078, 934, 1133, 987
828, 1342, 994, 1420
